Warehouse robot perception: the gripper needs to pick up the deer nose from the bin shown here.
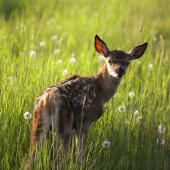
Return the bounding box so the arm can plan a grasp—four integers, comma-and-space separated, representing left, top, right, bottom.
118, 67, 125, 75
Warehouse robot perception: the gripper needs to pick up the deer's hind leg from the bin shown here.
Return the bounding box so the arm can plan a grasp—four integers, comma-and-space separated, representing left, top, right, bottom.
30, 104, 52, 164
53, 97, 74, 167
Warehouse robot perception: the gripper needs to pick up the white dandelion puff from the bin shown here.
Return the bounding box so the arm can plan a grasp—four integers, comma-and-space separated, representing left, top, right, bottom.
70, 53, 75, 57
70, 57, 76, 63
51, 35, 58, 40
29, 51, 36, 57
24, 112, 32, 119
157, 138, 165, 144
153, 37, 158, 41
8, 77, 13, 81
54, 49, 60, 55
57, 59, 62, 64
136, 116, 142, 122
40, 41, 46, 47
118, 105, 126, 112
137, 61, 142, 65
94, 12, 98, 17
63, 70, 68, 76
56, 40, 61, 44
134, 110, 139, 116
129, 92, 135, 98
98, 55, 104, 62
6, 59, 9, 62
114, 93, 121, 97
102, 141, 111, 148
148, 64, 154, 71
158, 125, 166, 133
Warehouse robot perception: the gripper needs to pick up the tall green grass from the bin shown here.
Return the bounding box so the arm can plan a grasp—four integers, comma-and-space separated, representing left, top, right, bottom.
0, 0, 170, 169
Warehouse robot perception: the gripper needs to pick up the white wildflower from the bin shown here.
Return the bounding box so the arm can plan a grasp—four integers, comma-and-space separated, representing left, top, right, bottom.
98, 55, 104, 62
63, 70, 68, 76
40, 41, 46, 47
134, 110, 139, 116
158, 125, 166, 133
70, 57, 76, 63
56, 40, 61, 44
153, 37, 158, 41
29, 51, 36, 57
157, 138, 165, 144
136, 116, 142, 122
35, 46, 38, 50
137, 61, 142, 65
94, 12, 98, 17
148, 64, 154, 71
2, 36, 6, 39
6, 59, 9, 62
70, 53, 75, 57
51, 35, 58, 40
24, 112, 32, 119
129, 92, 135, 98
71, 10, 74, 15
118, 105, 126, 112
8, 77, 13, 81
57, 59, 62, 64
114, 93, 121, 97
54, 49, 60, 55
102, 141, 111, 148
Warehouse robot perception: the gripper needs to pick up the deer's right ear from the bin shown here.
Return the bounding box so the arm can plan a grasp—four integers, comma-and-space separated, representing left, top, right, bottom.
95, 35, 110, 57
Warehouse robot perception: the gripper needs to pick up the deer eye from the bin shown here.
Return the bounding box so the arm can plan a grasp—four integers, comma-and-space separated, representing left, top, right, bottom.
108, 60, 112, 65
127, 62, 130, 66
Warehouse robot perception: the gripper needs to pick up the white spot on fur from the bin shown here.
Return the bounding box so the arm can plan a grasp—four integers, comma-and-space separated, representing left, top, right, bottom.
88, 99, 92, 103
83, 86, 87, 90
93, 104, 95, 108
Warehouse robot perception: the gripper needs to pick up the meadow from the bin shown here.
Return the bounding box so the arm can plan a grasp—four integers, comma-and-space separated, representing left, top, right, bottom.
0, 0, 170, 169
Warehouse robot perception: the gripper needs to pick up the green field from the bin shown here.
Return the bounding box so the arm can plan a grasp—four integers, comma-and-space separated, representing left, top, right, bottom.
0, 0, 170, 169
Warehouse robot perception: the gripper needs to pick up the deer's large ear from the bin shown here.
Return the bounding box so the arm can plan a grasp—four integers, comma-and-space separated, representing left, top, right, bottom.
128, 42, 147, 60
95, 35, 110, 57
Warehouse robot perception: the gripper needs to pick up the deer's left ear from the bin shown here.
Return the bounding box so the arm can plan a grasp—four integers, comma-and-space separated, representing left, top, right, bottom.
95, 35, 110, 57
128, 42, 147, 60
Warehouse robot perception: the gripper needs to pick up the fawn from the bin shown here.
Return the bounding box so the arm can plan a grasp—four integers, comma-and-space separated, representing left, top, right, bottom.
29, 35, 147, 166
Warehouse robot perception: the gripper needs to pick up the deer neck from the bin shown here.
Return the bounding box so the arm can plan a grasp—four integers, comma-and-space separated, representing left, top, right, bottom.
94, 63, 122, 103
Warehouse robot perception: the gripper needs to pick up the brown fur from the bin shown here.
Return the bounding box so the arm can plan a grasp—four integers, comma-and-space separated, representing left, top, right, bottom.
26, 35, 147, 169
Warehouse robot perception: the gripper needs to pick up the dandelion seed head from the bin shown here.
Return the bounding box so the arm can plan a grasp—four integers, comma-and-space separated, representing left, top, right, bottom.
8, 77, 13, 81
102, 141, 111, 148
70, 53, 75, 57
54, 49, 60, 55
51, 35, 58, 40
39, 41, 46, 47
98, 55, 104, 62
118, 105, 126, 112
153, 37, 158, 41
158, 125, 166, 133
136, 116, 142, 122
70, 57, 76, 63
114, 93, 121, 97
129, 92, 135, 98
63, 70, 68, 76
6, 59, 9, 62
94, 12, 98, 17
24, 112, 32, 119
157, 138, 165, 144
56, 40, 61, 44
134, 110, 139, 116
29, 51, 36, 57
137, 61, 142, 65
148, 64, 154, 71
57, 59, 62, 64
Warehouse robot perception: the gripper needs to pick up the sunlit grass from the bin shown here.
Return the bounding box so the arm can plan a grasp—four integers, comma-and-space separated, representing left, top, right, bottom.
0, 0, 170, 169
